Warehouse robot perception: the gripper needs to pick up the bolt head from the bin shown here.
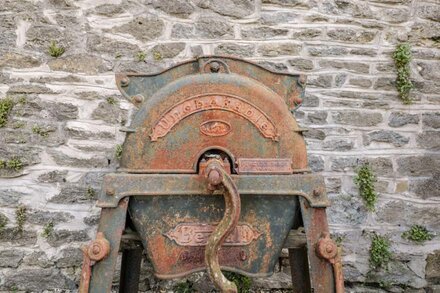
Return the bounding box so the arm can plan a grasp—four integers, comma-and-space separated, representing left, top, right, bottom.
106, 188, 115, 196
132, 95, 144, 104
210, 62, 220, 73
208, 169, 222, 186
120, 77, 129, 87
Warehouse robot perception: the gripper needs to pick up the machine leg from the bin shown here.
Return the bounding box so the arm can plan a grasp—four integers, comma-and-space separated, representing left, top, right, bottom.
119, 248, 143, 293
289, 246, 311, 293
299, 197, 335, 293
88, 198, 129, 293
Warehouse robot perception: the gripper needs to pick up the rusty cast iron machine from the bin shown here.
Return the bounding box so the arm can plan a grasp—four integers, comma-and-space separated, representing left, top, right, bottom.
79, 57, 344, 292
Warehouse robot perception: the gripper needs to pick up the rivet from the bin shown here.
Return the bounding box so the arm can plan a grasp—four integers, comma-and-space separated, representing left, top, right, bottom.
210, 61, 220, 73
132, 94, 144, 104
106, 188, 115, 196
239, 250, 247, 261
313, 188, 321, 197
299, 75, 307, 86
120, 77, 129, 87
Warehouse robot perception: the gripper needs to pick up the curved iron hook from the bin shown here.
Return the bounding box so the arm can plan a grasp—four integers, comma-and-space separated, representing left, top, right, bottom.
204, 159, 240, 293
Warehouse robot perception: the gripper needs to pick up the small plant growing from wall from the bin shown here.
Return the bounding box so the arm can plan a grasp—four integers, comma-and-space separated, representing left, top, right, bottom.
393, 43, 413, 104
32, 125, 50, 137
173, 280, 195, 293
136, 51, 146, 62
153, 51, 162, 61
0, 97, 14, 128
354, 163, 377, 211
86, 186, 96, 199
106, 96, 117, 105
41, 221, 54, 238
15, 205, 27, 233
48, 41, 65, 58
402, 225, 434, 243
5, 157, 24, 172
115, 144, 123, 159
0, 214, 8, 234
223, 272, 252, 293
369, 233, 392, 270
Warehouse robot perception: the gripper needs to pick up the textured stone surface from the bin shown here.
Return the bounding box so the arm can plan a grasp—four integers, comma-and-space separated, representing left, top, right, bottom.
48, 55, 111, 74
288, 58, 314, 70
195, 16, 234, 39
363, 130, 409, 147
215, 43, 256, 57
153, 0, 194, 18
27, 209, 73, 225
242, 26, 289, 39
55, 247, 83, 268
0, 250, 24, 268
332, 111, 383, 126
389, 112, 419, 127
426, 250, 440, 284
46, 229, 90, 247
327, 28, 377, 43
22, 251, 53, 268
417, 131, 440, 150
0, 52, 42, 69
150, 43, 186, 59
258, 42, 302, 57
397, 155, 440, 177
3, 268, 75, 291
112, 16, 164, 42
422, 112, 440, 129
410, 172, 440, 199
197, 0, 255, 18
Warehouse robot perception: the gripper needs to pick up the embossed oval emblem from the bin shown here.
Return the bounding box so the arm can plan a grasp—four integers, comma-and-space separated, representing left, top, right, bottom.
200, 120, 231, 137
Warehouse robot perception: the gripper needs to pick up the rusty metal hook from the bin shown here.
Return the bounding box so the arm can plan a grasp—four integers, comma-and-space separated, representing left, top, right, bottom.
204, 159, 240, 293
315, 232, 345, 293
79, 232, 111, 293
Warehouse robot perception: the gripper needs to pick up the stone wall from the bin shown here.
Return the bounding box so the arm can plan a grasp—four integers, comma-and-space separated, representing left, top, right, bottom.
0, 0, 439, 292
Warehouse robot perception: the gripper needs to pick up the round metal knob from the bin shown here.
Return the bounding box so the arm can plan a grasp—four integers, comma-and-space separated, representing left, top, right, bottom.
87, 232, 110, 261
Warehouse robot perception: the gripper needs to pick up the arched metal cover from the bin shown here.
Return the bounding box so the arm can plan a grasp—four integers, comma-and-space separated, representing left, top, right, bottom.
116, 56, 308, 173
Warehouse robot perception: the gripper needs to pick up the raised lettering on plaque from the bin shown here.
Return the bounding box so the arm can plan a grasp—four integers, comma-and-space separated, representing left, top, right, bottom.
164, 223, 262, 247
150, 94, 278, 141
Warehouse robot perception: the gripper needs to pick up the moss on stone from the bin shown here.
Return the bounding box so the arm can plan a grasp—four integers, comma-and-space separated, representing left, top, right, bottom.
369, 233, 392, 270
86, 186, 96, 199
402, 225, 434, 243
32, 125, 50, 137
173, 280, 195, 293
48, 41, 65, 58
41, 222, 54, 238
15, 206, 27, 233
0, 97, 14, 128
393, 43, 413, 104
115, 144, 123, 159
6, 157, 24, 171
223, 272, 252, 293
354, 163, 377, 212
136, 51, 146, 62
106, 96, 117, 105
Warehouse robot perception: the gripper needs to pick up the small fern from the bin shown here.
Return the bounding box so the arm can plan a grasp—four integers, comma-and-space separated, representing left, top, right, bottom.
402, 225, 434, 243
369, 233, 392, 270
41, 222, 54, 238
48, 41, 65, 58
393, 43, 413, 104
354, 163, 377, 211
15, 206, 27, 233
0, 97, 14, 128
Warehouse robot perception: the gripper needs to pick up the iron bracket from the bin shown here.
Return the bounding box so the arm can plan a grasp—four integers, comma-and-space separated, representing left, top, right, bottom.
97, 173, 330, 208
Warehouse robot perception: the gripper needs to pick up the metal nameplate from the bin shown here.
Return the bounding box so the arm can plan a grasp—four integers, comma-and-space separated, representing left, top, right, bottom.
237, 158, 293, 174
150, 94, 278, 141
165, 223, 261, 246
